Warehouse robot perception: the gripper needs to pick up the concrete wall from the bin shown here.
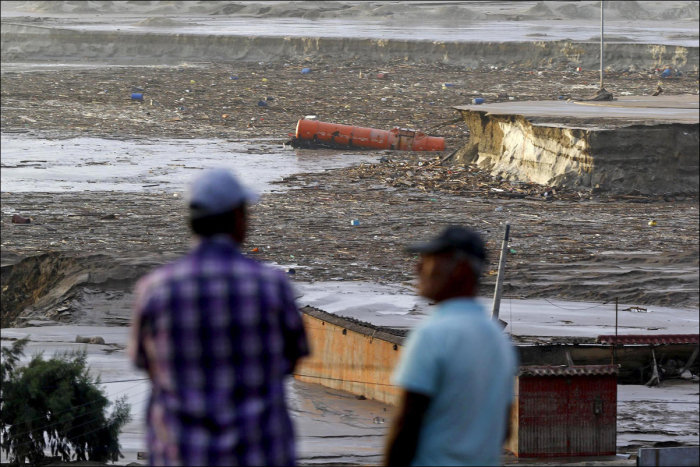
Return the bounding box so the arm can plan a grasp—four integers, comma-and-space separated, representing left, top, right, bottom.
638, 447, 700, 466
295, 307, 404, 406
505, 380, 520, 455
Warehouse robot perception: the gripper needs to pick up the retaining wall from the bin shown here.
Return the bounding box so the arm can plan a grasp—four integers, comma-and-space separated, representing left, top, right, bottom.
295, 307, 404, 406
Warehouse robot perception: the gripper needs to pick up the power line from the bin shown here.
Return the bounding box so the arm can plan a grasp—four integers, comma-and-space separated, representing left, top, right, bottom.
7, 392, 152, 455
100, 377, 149, 384
4, 377, 149, 428
293, 372, 397, 388
3, 383, 151, 440
542, 298, 610, 311
6, 389, 151, 448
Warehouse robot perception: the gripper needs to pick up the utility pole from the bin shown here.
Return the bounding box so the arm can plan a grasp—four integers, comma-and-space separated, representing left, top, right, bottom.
600, 0, 605, 89
491, 223, 510, 322
614, 297, 618, 365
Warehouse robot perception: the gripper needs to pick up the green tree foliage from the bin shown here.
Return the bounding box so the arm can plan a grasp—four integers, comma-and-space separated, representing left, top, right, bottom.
0, 338, 131, 465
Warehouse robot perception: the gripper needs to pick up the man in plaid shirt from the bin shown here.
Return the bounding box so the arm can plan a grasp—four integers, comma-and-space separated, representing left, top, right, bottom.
129, 168, 309, 466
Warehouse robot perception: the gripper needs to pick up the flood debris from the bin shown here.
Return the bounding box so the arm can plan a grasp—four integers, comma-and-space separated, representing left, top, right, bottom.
11, 214, 31, 224
1, 60, 698, 326
1, 60, 696, 143
585, 87, 615, 101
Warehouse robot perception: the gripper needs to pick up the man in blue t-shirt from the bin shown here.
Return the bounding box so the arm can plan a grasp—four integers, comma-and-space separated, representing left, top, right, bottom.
384, 226, 518, 466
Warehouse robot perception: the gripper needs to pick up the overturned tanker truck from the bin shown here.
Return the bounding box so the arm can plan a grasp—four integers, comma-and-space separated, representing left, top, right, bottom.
289, 118, 445, 151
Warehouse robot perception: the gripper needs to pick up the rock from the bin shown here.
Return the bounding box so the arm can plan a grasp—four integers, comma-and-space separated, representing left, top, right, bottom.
76, 335, 105, 345
11, 214, 31, 224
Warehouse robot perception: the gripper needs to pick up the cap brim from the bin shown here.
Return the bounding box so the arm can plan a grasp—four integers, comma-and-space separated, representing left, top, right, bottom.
405, 239, 450, 254
243, 188, 260, 205
189, 189, 260, 220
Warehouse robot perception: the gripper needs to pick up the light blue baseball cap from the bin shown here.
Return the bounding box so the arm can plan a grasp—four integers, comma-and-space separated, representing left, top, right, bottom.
188, 168, 259, 219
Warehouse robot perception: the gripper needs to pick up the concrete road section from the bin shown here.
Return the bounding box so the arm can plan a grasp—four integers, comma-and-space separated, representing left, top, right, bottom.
455, 95, 700, 125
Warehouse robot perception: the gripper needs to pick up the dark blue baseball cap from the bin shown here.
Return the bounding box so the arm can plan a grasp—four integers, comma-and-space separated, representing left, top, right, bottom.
188, 168, 259, 219
407, 225, 487, 263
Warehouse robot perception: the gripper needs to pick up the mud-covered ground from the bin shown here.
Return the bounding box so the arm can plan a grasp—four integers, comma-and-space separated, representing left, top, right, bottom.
1, 61, 699, 328
2, 60, 697, 142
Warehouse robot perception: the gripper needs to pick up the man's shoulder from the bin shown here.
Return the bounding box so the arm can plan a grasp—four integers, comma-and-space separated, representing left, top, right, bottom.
135, 254, 191, 293
418, 308, 511, 347
136, 250, 289, 294
257, 263, 291, 290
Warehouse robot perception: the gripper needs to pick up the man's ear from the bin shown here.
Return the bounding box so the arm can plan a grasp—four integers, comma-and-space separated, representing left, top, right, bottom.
451, 258, 477, 292
451, 258, 473, 278
232, 204, 247, 243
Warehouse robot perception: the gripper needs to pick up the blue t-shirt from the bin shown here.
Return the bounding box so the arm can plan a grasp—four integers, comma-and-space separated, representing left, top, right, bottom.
392, 298, 518, 466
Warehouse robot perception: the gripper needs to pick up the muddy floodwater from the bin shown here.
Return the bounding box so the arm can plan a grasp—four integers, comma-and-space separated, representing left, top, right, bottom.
0, 134, 378, 193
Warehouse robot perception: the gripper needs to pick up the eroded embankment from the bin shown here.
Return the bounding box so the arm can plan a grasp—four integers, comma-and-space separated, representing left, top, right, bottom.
0, 253, 156, 328
1, 23, 698, 71
456, 109, 699, 194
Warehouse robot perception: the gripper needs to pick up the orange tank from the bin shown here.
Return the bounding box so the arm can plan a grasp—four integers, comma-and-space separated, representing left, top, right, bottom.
294, 119, 445, 151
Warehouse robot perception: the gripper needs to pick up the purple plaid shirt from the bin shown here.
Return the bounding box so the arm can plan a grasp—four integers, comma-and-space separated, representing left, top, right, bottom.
129, 235, 309, 466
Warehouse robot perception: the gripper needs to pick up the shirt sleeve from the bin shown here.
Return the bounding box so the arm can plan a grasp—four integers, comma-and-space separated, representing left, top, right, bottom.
278, 275, 310, 372
128, 276, 153, 371
392, 325, 441, 397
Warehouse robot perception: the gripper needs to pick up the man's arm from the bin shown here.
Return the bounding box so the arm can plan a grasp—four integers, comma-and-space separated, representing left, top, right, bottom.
384, 390, 431, 467
278, 275, 310, 373
128, 282, 149, 371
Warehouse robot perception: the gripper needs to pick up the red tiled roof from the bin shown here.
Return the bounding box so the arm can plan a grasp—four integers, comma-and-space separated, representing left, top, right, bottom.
597, 334, 699, 345
519, 365, 619, 377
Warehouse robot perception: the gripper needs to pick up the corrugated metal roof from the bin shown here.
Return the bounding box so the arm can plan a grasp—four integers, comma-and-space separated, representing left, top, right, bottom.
597, 334, 699, 345
519, 365, 619, 377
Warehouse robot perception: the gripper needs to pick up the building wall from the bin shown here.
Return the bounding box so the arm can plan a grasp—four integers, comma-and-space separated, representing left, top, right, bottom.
505, 379, 520, 455
295, 308, 620, 459
294, 312, 404, 406
513, 375, 617, 457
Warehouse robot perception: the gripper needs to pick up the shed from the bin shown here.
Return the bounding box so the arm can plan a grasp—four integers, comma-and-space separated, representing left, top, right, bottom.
507, 364, 618, 458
